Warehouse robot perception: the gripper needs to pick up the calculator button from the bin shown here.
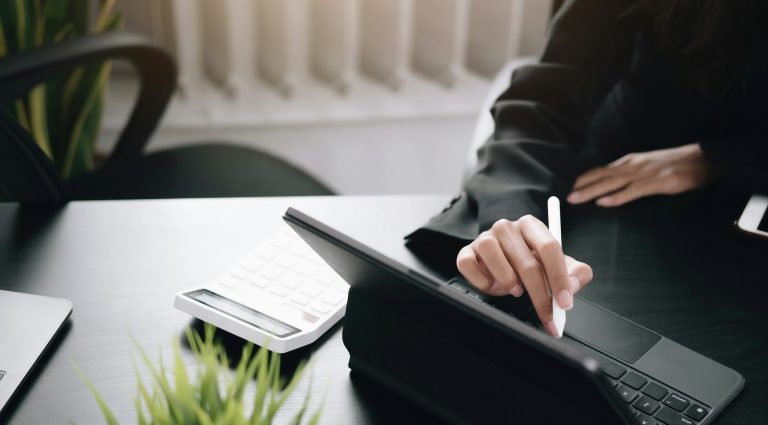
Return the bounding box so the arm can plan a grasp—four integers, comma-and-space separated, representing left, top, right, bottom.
248, 277, 270, 288
621, 372, 648, 390
289, 292, 311, 306
641, 382, 668, 401
655, 406, 696, 424
684, 404, 708, 421
269, 284, 291, 297
320, 291, 345, 306
254, 245, 279, 260
663, 394, 690, 412
278, 273, 302, 289
617, 385, 639, 403
295, 262, 317, 277
275, 253, 297, 269
259, 264, 284, 281
299, 282, 323, 297
240, 257, 264, 272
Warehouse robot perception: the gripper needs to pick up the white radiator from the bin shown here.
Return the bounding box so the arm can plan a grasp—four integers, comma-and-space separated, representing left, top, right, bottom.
105, 0, 552, 195
112, 0, 552, 125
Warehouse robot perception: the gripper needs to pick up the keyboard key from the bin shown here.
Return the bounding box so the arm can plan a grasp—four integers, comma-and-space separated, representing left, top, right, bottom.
600, 360, 627, 380
663, 394, 690, 412
655, 406, 696, 424
621, 372, 648, 390
289, 292, 311, 306
635, 413, 654, 425
633, 395, 660, 415
642, 382, 669, 401
617, 385, 639, 403
684, 404, 708, 421
269, 284, 291, 297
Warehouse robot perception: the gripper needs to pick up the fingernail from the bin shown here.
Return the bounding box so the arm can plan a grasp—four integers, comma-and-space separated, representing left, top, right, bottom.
557, 289, 573, 310
509, 285, 523, 297
569, 276, 581, 291
596, 197, 611, 207
567, 192, 580, 203
489, 282, 500, 292
546, 320, 559, 338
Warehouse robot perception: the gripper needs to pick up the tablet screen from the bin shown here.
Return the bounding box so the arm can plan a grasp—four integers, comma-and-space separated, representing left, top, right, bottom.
759, 211, 768, 232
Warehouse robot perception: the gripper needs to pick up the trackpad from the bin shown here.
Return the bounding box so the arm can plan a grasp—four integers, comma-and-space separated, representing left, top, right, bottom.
565, 298, 661, 364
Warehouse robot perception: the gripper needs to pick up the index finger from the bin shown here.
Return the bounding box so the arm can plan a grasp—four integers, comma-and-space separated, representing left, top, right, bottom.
517, 216, 573, 310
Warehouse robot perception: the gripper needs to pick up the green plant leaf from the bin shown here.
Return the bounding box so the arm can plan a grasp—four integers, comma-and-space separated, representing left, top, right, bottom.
72, 363, 120, 425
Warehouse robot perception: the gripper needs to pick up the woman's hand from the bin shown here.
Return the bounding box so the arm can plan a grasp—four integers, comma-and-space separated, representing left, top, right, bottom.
456, 216, 593, 337
567, 143, 715, 207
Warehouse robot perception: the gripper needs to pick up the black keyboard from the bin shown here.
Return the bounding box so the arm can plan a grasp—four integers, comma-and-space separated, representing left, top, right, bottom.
446, 278, 711, 425
602, 357, 710, 424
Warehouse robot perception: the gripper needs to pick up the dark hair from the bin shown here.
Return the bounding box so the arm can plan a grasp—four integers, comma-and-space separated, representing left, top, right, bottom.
641, 0, 768, 96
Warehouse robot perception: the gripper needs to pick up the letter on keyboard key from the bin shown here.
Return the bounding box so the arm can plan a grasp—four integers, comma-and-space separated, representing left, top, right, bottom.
663, 394, 690, 412
617, 385, 639, 403
635, 413, 654, 425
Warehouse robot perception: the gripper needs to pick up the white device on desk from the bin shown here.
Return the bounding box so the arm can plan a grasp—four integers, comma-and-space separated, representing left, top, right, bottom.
736, 194, 768, 240
174, 225, 349, 353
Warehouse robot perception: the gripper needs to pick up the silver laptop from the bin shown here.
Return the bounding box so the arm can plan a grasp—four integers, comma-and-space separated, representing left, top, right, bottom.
0, 290, 72, 414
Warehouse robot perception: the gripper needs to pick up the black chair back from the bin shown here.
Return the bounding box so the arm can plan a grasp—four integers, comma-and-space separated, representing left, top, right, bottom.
0, 108, 67, 202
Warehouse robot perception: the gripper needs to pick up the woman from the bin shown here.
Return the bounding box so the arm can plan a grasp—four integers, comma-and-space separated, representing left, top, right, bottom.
405, 0, 768, 336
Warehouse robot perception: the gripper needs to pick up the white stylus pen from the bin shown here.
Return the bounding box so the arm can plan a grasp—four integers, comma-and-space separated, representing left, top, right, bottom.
548, 196, 566, 338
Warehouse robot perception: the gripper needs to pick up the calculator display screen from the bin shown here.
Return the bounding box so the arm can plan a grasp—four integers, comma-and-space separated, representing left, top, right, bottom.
186, 290, 300, 338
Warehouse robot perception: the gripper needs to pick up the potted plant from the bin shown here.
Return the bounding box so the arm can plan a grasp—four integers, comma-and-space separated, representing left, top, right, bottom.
0, 0, 121, 178
76, 324, 322, 424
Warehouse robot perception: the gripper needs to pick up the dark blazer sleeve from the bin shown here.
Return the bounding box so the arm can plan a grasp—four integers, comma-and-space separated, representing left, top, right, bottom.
405, 0, 641, 269
700, 137, 768, 194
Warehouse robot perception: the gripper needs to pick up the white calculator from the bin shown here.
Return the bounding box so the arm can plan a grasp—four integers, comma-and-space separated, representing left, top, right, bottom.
174, 225, 349, 353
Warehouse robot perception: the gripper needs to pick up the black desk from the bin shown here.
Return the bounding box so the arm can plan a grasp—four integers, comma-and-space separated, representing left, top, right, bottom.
0, 195, 766, 424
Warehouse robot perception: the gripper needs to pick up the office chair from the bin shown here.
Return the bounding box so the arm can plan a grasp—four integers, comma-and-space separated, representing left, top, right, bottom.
0, 32, 333, 202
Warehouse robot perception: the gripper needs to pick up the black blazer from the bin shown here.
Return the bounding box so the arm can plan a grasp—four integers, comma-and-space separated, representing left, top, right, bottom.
406, 0, 768, 268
